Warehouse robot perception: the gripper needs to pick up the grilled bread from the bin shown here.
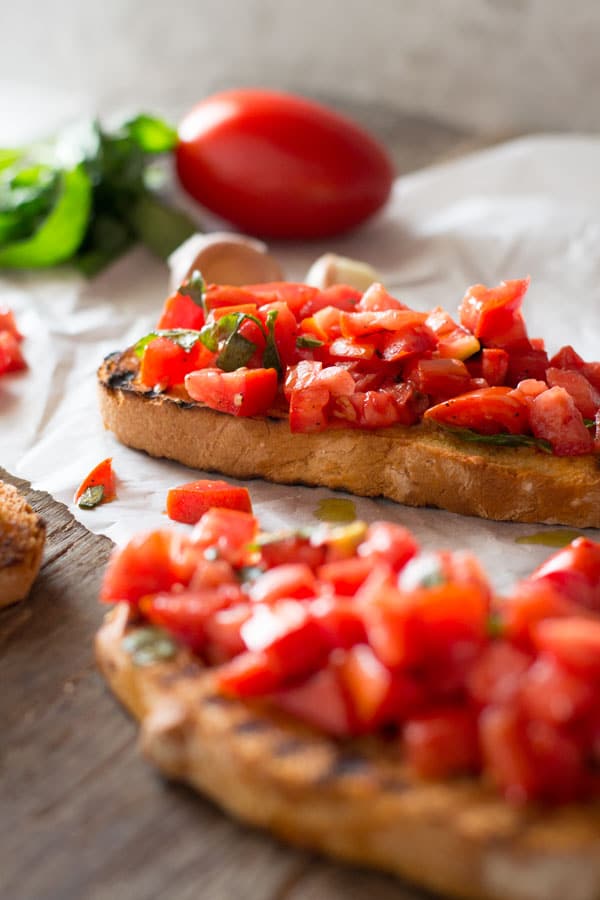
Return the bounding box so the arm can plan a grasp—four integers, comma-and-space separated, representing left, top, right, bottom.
0, 481, 45, 608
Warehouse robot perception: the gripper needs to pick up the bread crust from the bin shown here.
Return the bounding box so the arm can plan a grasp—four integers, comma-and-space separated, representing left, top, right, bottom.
98, 353, 600, 528
97, 604, 600, 900
0, 481, 45, 608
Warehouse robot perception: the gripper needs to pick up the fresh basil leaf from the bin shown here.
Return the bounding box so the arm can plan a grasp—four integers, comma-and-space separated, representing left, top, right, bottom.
133, 328, 203, 357
126, 189, 196, 260
0, 164, 92, 268
441, 425, 553, 454
0, 150, 22, 171
179, 270, 205, 307
262, 308, 282, 375
296, 334, 324, 349
122, 115, 178, 153
78, 484, 105, 509
217, 330, 256, 371
0, 165, 59, 244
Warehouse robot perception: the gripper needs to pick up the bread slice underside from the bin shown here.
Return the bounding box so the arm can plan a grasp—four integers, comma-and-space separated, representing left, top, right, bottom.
0, 481, 45, 608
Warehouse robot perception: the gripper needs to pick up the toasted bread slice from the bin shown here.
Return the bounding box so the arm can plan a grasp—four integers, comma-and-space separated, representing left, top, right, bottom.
98, 352, 600, 528
0, 481, 45, 608
97, 604, 600, 900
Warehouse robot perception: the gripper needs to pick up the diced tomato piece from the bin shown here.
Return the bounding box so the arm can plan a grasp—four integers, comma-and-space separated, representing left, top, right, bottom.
0, 331, 27, 374
141, 586, 242, 653
404, 708, 480, 779
157, 291, 205, 330
140, 336, 215, 388
426, 307, 481, 360
522, 538, 600, 611
337, 644, 411, 729
74, 457, 117, 503
409, 358, 473, 402
515, 378, 547, 399
357, 522, 418, 571
0, 307, 24, 340
204, 285, 258, 311
519, 655, 594, 725
248, 282, 320, 317
241, 601, 328, 679
284, 360, 355, 398
340, 309, 428, 338
310, 596, 367, 648
505, 347, 549, 386
258, 534, 326, 570
479, 706, 543, 803
317, 556, 373, 594
249, 563, 317, 604
289, 384, 330, 432
185, 366, 278, 417
328, 337, 376, 360
376, 323, 437, 362
458, 278, 530, 349
209, 303, 259, 320
311, 305, 342, 338
217, 650, 282, 696
271, 665, 354, 737
546, 368, 600, 420
357, 282, 407, 311
100, 530, 199, 605
549, 345, 585, 371
191, 507, 257, 566
467, 642, 532, 707
258, 301, 299, 367
501, 578, 584, 646
297, 284, 362, 319
333, 384, 419, 429
465, 348, 509, 386
530, 386, 593, 456
167, 479, 252, 524
533, 618, 600, 677
424, 386, 530, 435
583, 362, 600, 393
204, 603, 251, 663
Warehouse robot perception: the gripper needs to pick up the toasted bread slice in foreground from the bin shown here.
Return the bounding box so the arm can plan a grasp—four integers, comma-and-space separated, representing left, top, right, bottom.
98, 352, 600, 528
0, 481, 45, 609
97, 604, 600, 900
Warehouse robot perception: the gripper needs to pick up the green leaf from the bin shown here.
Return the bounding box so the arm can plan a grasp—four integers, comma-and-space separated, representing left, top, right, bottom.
441, 425, 553, 454
0, 149, 22, 171
78, 484, 105, 509
179, 270, 205, 307
133, 328, 203, 357
75, 213, 133, 276
122, 626, 178, 666
126, 189, 196, 260
296, 334, 324, 349
486, 612, 505, 639
262, 308, 282, 375
217, 331, 256, 371
0, 164, 92, 268
0, 165, 59, 244
123, 115, 178, 153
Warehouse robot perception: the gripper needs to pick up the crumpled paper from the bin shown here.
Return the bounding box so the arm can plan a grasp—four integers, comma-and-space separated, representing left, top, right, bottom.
3, 135, 600, 592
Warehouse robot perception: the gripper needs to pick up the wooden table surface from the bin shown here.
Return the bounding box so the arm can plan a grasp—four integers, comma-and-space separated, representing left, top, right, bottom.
0, 111, 508, 900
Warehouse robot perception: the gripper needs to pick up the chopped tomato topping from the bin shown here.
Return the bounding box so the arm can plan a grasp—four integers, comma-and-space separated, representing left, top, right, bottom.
185, 367, 278, 417
530, 386, 593, 456
458, 278, 530, 349
74, 457, 117, 504
0, 331, 26, 375
157, 291, 205, 330
167, 479, 252, 524
424, 386, 530, 435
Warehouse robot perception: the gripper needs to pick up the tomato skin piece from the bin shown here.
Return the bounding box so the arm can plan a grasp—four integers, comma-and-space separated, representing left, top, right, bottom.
533, 618, 600, 676
249, 563, 317, 604
241, 601, 329, 680
140, 337, 215, 388
157, 291, 205, 331
0, 307, 24, 341
166, 479, 252, 525
191, 508, 257, 566
259, 534, 326, 571
519, 655, 594, 726
458, 278, 530, 349
357, 522, 418, 571
410, 358, 474, 402
141, 587, 243, 653
272, 665, 355, 737
100, 530, 199, 605
74, 457, 116, 503
546, 367, 600, 420
0, 331, 27, 374
465, 348, 509, 386
176, 89, 394, 239
424, 386, 530, 435
467, 642, 532, 708
530, 386, 593, 456
185, 367, 278, 417
358, 283, 407, 312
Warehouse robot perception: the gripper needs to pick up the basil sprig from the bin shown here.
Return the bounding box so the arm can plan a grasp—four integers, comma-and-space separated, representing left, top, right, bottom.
441, 425, 553, 454
179, 270, 205, 308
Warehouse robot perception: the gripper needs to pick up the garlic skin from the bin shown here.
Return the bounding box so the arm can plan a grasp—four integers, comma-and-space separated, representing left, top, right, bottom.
169, 232, 283, 289
305, 253, 380, 291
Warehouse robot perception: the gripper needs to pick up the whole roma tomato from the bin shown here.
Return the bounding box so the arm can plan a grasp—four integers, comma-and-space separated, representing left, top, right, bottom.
176, 89, 394, 238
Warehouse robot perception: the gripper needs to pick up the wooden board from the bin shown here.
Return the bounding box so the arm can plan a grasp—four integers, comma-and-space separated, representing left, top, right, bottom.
0, 111, 507, 900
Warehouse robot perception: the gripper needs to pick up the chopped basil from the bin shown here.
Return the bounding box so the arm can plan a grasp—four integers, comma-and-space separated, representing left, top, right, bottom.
78, 484, 105, 509
486, 612, 505, 639
179, 269, 205, 308
440, 425, 553, 454
262, 309, 283, 375
216, 329, 256, 370
296, 334, 324, 349
133, 328, 203, 357
122, 627, 178, 666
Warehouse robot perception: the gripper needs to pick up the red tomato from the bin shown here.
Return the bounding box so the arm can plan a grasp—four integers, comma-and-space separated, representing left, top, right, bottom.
74, 457, 117, 503
467, 642, 532, 707
140, 337, 215, 388
404, 708, 480, 779
249, 563, 317, 604
409, 358, 474, 402
100, 530, 199, 605
258, 534, 326, 570
465, 348, 509, 386
425, 307, 480, 360
0, 307, 24, 340
458, 278, 530, 349
530, 386, 593, 456
185, 366, 278, 416
546, 367, 600, 420
0, 331, 26, 375
272, 665, 354, 736
289, 384, 330, 433
191, 508, 257, 566
310, 596, 368, 648
358, 283, 407, 312
533, 618, 600, 676
339, 309, 428, 338
257, 301, 299, 367
203, 604, 251, 663
241, 601, 328, 679
204, 285, 260, 310
141, 587, 243, 653
479, 706, 541, 802
176, 90, 394, 239
166, 479, 252, 524
519, 656, 594, 725
317, 556, 373, 595
424, 386, 530, 435
157, 291, 205, 330
357, 522, 418, 571
501, 578, 584, 646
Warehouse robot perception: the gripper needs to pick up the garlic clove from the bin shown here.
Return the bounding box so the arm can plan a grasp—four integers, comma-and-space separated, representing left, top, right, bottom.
305, 253, 380, 291
169, 232, 284, 290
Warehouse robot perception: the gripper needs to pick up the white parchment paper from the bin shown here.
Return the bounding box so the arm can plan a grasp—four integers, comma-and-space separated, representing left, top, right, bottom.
3, 135, 600, 592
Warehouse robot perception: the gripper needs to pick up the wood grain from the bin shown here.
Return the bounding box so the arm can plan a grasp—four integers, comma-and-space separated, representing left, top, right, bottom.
1, 111, 497, 900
